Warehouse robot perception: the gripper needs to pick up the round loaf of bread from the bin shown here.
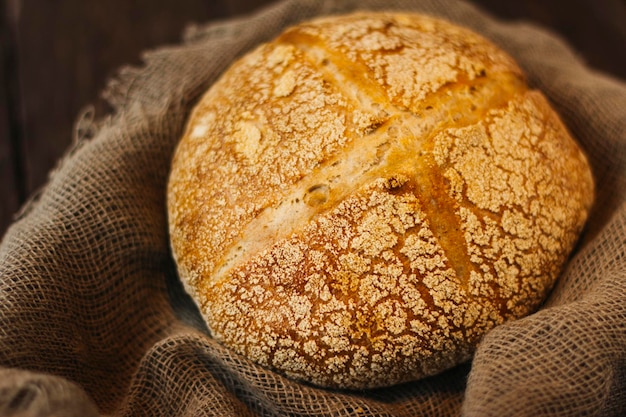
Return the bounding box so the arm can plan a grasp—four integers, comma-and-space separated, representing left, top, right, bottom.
167, 12, 594, 389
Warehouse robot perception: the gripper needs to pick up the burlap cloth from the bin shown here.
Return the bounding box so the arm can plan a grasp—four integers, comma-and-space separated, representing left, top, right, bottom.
1, 0, 624, 415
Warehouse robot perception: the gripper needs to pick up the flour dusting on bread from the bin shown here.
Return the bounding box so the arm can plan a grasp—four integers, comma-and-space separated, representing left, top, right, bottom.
167, 12, 594, 389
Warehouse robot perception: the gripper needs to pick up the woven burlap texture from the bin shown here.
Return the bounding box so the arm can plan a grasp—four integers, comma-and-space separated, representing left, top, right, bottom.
1, 0, 624, 416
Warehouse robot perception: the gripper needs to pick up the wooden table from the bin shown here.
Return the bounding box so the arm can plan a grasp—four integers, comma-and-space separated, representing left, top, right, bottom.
1, 0, 625, 238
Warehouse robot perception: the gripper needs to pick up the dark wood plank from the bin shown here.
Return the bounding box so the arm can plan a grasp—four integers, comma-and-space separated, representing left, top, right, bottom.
13, 0, 229, 194
0, 0, 24, 239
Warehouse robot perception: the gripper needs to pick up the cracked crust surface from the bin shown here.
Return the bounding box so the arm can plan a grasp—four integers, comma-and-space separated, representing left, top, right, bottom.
167, 12, 594, 389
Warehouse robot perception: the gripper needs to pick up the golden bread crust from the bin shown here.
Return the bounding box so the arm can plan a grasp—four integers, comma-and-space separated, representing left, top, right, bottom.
167, 12, 594, 389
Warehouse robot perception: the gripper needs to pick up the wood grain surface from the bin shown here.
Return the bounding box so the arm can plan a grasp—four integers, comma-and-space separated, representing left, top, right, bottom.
1, 0, 625, 239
